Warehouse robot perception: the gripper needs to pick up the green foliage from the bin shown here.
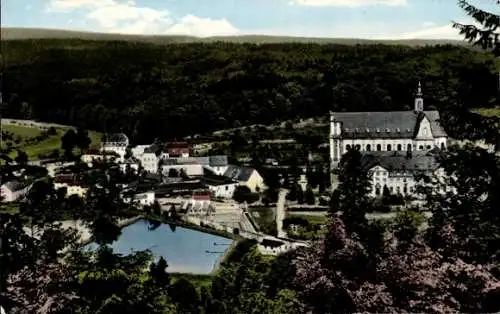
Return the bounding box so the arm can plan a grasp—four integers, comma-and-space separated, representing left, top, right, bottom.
453, 0, 499, 56
2, 40, 498, 143
330, 149, 372, 236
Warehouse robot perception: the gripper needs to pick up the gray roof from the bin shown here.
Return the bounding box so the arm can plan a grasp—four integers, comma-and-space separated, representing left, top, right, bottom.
360, 150, 441, 172
223, 165, 255, 182
103, 133, 128, 144
331, 110, 447, 139
208, 155, 228, 166
162, 155, 228, 167
144, 144, 160, 154
2, 180, 32, 192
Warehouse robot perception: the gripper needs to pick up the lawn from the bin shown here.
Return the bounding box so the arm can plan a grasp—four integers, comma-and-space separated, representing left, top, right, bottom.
170, 273, 213, 289
286, 213, 328, 225
472, 107, 500, 118
1, 124, 102, 160
248, 206, 277, 235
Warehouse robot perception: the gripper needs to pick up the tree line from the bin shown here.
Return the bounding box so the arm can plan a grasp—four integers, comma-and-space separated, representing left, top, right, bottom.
1, 37, 498, 144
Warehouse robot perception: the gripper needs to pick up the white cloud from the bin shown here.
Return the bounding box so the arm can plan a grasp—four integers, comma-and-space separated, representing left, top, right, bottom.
46, 0, 239, 37
422, 21, 436, 28
164, 15, 239, 37
289, 0, 406, 7
382, 19, 482, 40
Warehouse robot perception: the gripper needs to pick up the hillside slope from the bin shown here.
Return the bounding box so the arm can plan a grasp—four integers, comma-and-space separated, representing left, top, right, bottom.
1, 27, 471, 46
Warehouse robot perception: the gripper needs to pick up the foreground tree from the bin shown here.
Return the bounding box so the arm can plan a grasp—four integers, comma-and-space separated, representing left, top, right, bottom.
453, 0, 499, 57
293, 213, 500, 313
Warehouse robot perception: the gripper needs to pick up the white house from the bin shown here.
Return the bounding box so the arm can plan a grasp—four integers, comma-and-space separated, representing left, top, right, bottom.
140, 144, 160, 174
201, 176, 239, 198
223, 165, 265, 193
360, 150, 449, 198
53, 174, 88, 197
119, 156, 141, 174
101, 133, 129, 160
123, 191, 155, 207
0, 180, 32, 202
329, 82, 448, 183
160, 155, 229, 178
131, 144, 152, 159
257, 237, 308, 256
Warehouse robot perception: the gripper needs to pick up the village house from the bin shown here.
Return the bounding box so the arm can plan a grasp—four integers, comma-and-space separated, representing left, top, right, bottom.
123, 190, 155, 207
0, 180, 33, 202
160, 155, 229, 177
53, 174, 88, 198
164, 142, 190, 158
223, 165, 265, 193
140, 144, 161, 173
201, 174, 239, 199
81, 149, 119, 165
119, 156, 141, 174
101, 133, 129, 160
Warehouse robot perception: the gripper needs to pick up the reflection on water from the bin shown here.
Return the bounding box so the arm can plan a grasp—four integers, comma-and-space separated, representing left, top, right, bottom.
85, 219, 234, 274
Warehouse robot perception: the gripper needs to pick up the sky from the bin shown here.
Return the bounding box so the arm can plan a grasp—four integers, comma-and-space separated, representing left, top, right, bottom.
1, 0, 497, 39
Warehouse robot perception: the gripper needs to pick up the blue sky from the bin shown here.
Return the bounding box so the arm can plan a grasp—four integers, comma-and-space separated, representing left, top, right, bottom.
2, 0, 496, 38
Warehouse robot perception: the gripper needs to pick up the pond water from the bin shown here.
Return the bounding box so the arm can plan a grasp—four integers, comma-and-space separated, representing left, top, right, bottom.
85, 219, 234, 274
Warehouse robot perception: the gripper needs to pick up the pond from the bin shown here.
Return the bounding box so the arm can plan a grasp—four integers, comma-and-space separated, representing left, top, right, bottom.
85, 219, 234, 274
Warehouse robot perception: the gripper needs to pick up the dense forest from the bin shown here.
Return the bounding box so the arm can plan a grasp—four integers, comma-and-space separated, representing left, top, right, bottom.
1, 39, 498, 143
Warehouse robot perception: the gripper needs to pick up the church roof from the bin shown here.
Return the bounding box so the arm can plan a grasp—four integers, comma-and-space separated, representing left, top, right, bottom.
360, 150, 441, 172
331, 110, 446, 139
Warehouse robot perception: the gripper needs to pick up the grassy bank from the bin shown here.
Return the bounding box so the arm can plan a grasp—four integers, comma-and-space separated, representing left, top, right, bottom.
248, 206, 276, 235
1, 124, 102, 160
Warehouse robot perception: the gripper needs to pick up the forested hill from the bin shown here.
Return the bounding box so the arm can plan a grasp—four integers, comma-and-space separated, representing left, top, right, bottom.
1, 39, 498, 143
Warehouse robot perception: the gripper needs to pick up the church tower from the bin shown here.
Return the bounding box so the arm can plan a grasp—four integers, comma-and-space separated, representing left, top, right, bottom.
329, 111, 342, 187
414, 81, 424, 112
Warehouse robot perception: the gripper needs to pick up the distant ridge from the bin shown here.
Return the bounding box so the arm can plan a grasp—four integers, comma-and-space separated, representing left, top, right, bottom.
1, 27, 470, 47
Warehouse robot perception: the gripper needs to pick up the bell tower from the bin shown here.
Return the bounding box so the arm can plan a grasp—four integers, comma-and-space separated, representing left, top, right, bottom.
414, 81, 424, 112
329, 111, 342, 187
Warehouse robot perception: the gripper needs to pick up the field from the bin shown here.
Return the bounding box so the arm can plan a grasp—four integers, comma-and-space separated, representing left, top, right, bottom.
473, 107, 500, 118
1, 123, 102, 160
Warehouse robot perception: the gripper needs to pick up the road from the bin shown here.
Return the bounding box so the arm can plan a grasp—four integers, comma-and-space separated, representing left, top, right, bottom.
276, 189, 288, 238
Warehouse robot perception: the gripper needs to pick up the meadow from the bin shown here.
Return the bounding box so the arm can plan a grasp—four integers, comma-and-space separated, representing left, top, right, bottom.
1, 123, 102, 160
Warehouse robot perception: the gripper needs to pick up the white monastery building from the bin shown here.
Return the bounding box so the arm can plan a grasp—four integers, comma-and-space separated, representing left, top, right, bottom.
329, 82, 449, 197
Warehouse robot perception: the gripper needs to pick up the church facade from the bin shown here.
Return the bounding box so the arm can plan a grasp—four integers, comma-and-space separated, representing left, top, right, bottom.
329, 83, 449, 196
329, 83, 448, 168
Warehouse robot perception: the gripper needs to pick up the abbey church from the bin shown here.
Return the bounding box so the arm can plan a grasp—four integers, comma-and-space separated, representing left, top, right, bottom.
329, 83, 449, 197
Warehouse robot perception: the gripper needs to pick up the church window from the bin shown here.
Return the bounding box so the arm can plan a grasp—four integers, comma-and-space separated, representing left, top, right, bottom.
407, 144, 412, 151
387, 144, 392, 151
397, 144, 402, 151
403, 185, 408, 194
426, 145, 431, 149
419, 145, 423, 150
377, 144, 382, 151
441, 143, 446, 150
346, 144, 351, 151
390, 186, 394, 193
366, 144, 371, 151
